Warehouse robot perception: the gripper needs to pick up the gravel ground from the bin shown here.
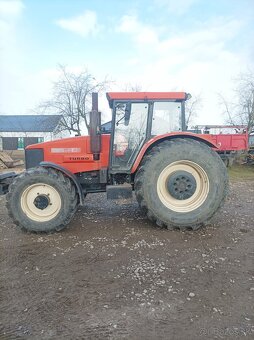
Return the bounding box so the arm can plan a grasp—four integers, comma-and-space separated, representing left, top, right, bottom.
0, 171, 254, 339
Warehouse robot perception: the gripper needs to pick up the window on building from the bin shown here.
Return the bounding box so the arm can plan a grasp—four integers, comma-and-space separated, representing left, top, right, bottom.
38, 137, 44, 143
18, 137, 24, 149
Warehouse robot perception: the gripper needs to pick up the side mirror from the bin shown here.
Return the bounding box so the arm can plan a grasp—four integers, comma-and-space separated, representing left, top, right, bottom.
124, 102, 131, 126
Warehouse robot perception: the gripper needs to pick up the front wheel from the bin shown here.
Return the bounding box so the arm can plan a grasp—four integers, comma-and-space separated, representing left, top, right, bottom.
134, 139, 228, 230
6, 167, 78, 233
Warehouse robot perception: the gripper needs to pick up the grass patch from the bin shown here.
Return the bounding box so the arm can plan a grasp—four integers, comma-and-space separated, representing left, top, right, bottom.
228, 164, 254, 181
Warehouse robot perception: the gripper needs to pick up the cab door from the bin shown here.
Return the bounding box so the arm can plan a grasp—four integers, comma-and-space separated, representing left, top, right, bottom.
110, 102, 149, 171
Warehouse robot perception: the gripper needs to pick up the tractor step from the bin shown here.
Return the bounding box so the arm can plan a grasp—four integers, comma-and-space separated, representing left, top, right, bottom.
106, 184, 132, 200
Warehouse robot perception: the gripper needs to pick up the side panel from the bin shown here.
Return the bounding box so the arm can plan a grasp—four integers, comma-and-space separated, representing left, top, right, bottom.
131, 133, 217, 174
26, 135, 111, 174
211, 133, 248, 151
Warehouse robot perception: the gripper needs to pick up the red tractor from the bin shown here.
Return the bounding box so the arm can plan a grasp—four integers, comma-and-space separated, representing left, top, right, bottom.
0, 92, 228, 233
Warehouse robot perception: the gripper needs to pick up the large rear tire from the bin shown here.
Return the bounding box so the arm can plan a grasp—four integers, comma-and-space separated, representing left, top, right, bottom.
134, 139, 228, 230
6, 167, 78, 233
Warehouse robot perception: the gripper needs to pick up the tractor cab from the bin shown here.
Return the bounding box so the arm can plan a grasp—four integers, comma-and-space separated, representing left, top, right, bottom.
106, 92, 189, 172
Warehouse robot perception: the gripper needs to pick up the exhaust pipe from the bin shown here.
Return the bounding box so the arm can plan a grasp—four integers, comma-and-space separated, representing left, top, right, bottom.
90, 92, 101, 155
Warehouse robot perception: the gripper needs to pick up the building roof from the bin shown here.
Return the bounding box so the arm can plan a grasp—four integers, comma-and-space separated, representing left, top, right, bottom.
0, 115, 62, 132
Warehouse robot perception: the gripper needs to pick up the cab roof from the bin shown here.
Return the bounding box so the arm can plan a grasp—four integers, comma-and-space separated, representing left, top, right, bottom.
106, 92, 188, 108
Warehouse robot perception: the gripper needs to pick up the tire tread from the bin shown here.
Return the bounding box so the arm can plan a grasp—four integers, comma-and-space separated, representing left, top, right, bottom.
6, 167, 78, 233
134, 138, 228, 230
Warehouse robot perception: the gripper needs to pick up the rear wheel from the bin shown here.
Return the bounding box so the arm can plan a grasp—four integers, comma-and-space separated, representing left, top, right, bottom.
135, 139, 228, 230
6, 167, 78, 233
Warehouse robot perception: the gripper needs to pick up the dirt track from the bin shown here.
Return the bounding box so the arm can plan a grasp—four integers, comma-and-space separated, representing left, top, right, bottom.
0, 170, 254, 339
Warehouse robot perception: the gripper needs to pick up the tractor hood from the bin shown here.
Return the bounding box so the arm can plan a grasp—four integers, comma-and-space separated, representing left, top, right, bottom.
25, 135, 111, 173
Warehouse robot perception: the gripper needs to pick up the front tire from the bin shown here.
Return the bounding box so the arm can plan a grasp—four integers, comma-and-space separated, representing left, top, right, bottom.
134, 139, 228, 230
6, 167, 78, 233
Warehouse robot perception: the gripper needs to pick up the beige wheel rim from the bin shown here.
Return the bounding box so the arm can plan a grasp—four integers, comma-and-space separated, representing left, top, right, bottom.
157, 160, 209, 213
21, 183, 61, 222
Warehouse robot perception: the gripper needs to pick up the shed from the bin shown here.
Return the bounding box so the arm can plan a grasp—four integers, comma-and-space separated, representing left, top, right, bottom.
0, 115, 65, 150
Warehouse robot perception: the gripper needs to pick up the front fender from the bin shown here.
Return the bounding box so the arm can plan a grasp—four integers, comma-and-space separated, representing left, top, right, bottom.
40, 162, 85, 205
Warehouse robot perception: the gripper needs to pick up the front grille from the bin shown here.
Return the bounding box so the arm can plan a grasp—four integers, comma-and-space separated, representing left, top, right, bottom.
25, 149, 44, 169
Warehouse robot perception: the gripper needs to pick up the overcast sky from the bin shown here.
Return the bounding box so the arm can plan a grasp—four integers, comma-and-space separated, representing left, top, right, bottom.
0, 0, 254, 126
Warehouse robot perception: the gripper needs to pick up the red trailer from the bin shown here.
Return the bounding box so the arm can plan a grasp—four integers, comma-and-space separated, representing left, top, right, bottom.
194, 125, 249, 166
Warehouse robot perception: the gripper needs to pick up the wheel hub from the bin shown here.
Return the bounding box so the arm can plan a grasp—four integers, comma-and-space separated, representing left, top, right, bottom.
33, 194, 50, 210
21, 183, 62, 222
157, 161, 209, 213
167, 171, 197, 200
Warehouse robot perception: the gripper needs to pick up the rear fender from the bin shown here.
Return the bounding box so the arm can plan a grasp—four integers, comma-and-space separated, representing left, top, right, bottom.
40, 162, 85, 205
131, 133, 218, 174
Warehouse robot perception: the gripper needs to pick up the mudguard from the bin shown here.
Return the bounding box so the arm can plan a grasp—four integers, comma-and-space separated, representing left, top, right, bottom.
131, 132, 218, 173
40, 162, 85, 205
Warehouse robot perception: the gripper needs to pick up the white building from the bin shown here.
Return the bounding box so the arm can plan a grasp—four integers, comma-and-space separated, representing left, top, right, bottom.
0, 115, 68, 151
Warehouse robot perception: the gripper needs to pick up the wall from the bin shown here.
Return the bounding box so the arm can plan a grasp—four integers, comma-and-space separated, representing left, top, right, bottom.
0, 131, 70, 150
0, 132, 54, 140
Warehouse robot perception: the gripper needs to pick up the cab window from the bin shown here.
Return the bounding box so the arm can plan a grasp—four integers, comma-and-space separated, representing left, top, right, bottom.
151, 102, 181, 135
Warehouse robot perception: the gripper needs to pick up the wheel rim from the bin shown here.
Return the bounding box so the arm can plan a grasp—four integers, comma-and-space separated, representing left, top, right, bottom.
21, 183, 61, 222
157, 160, 209, 213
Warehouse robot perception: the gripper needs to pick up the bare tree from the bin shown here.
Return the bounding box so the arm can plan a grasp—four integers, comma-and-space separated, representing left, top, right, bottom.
122, 83, 143, 92
220, 70, 254, 134
40, 65, 110, 135
185, 94, 202, 128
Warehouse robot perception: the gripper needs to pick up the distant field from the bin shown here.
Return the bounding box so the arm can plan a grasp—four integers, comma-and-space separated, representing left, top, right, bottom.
228, 164, 254, 181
